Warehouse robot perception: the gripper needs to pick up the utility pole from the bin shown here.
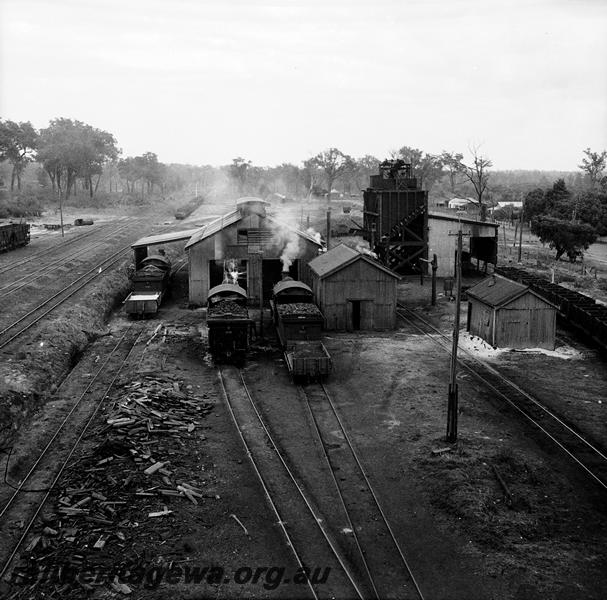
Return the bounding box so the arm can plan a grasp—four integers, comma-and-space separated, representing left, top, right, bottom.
58, 187, 65, 238
446, 229, 469, 443
326, 207, 332, 251
517, 196, 524, 263
431, 254, 437, 306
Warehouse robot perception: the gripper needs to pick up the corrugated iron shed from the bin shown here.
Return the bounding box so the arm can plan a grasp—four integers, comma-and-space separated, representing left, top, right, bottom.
308, 244, 399, 279
131, 228, 200, 249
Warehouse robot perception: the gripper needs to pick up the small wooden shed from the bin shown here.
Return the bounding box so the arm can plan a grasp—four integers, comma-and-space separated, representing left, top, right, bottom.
466, 276, 557, 349
305, 244, 399, 331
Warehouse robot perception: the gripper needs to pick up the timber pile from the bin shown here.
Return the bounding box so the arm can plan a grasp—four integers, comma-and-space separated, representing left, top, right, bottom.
9, 375, 214, 597
207, 300, 247, 318
277, 302, 323, 318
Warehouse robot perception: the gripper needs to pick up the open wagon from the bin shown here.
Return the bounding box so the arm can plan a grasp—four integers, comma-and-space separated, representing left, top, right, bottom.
284, 340, 332, 382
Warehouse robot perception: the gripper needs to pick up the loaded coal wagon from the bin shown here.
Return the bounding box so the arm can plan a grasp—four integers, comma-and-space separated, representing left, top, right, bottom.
124, 254, 172, 318
270, 277, 332, 382
0, 221, 30, 252
206, 283, 255, 363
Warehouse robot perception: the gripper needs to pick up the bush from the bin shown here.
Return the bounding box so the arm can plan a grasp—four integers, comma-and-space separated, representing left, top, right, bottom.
0, 189, 46, 218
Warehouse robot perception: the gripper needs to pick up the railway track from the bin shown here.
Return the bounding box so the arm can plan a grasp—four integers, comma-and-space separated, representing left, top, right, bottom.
396, 303, 607, 492
0, 324, 144, 582
300, 382, 425, 600
0, 241, 134, 351
0, 218, 132, 276
0, 221, 136, 299
218, 365, 365, 600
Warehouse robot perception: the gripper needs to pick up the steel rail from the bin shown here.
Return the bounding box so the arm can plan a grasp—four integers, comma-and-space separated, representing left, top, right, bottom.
299, 385, 381, 599
0, 242, 133, 349
218, 367, 365, 600
0, 325, 137, 520
396, 304, 607, 492
0, 222, 134, 298
0, 218, 131, 275
216, 368, 319, 600
0, 325, 144, 582
316, 382, 426, 600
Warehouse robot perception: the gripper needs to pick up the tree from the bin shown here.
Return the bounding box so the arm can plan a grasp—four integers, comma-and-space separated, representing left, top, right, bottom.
531, 216, 597, 262
440, 151, 464, 193
579, 148, 606, 189
576, 189, 607, 236
544, 178, 573, 220
523, 188, 547, 221
397, 146, 444, 191
37, 118, 119, 199
307, 148, 353, 203
229, 157, 251, 194
458, 148, 492, 221
352, 155, 380, 192
0, 119, 38, 191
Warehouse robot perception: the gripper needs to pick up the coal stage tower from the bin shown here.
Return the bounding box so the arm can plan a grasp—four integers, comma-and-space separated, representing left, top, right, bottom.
363, 159, 428, 274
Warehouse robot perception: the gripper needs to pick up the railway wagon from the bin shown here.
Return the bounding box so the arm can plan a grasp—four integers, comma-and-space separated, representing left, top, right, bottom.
207, 283, 254, 363
0, 221, 30, 252
270, 278, 332, 381
124, 254, 172, 318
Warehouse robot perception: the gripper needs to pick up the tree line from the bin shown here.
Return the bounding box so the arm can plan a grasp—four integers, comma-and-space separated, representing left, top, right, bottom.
1, 116, 605, 260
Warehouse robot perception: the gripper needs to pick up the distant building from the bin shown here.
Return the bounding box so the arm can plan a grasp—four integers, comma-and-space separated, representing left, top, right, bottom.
466, 276, 557, 349
428, 212, 499, 278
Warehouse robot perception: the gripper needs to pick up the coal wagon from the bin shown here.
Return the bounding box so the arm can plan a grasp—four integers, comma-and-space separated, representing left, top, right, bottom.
124, 254, 172, 318
206, 283, 254, 364
270, 278, 332, 381
0, 221, 30, 252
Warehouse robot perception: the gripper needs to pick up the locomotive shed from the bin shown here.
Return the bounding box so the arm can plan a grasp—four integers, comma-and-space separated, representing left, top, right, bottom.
1, 196, 606, 599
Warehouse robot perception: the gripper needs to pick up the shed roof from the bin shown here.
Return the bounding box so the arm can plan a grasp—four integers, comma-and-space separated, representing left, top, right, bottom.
308, 244, 400, 280
466, 276, 555, 308
428, 212, 500, 229
184, 209, 322, 249
131, 228, 200, 249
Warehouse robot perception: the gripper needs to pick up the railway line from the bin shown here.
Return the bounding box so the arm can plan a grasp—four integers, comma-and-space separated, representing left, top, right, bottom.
396, 303, 607, 492
0, 220, 135, 298
218, 365, 365, 600
300, 382, 425, 600
219, 364, 425, 600
0, 218, 132, 276
0, 324, 144, 582
0, 240, 135, 351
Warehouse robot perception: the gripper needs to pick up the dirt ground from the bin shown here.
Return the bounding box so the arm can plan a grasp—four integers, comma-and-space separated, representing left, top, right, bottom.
1, 199, 607, 599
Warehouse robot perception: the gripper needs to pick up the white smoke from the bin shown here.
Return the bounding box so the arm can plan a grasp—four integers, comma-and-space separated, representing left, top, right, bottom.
306, 227, 322, 244
356, 244, 378, 259
280, 236, 301, 272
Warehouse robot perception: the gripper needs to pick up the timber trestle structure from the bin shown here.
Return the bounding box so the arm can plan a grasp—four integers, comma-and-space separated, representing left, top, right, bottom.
363, 160, 428, 274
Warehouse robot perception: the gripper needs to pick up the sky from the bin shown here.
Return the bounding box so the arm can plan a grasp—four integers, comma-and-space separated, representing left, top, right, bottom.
1, 0, 606, 171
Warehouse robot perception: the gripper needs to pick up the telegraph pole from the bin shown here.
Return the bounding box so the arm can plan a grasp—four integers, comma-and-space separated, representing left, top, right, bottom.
446, 228, 469, 443
517, 196, 524, 263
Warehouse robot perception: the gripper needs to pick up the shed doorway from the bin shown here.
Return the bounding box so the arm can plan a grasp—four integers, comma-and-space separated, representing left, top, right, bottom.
350, 300, 361, 331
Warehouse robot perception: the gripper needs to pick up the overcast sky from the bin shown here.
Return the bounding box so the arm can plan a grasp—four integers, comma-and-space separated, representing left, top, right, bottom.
1, 0, 606, 171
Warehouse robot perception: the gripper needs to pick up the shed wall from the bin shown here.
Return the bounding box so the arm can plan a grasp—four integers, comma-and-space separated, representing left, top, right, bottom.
188, 217, 320, 305
315, 260, 397, 330
428, 218, 498, 278
467, 291, 556, 349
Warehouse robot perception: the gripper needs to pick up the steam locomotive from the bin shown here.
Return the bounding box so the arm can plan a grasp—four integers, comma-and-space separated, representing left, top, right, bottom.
206, 283, 255, 363
270, 277, 332, 381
